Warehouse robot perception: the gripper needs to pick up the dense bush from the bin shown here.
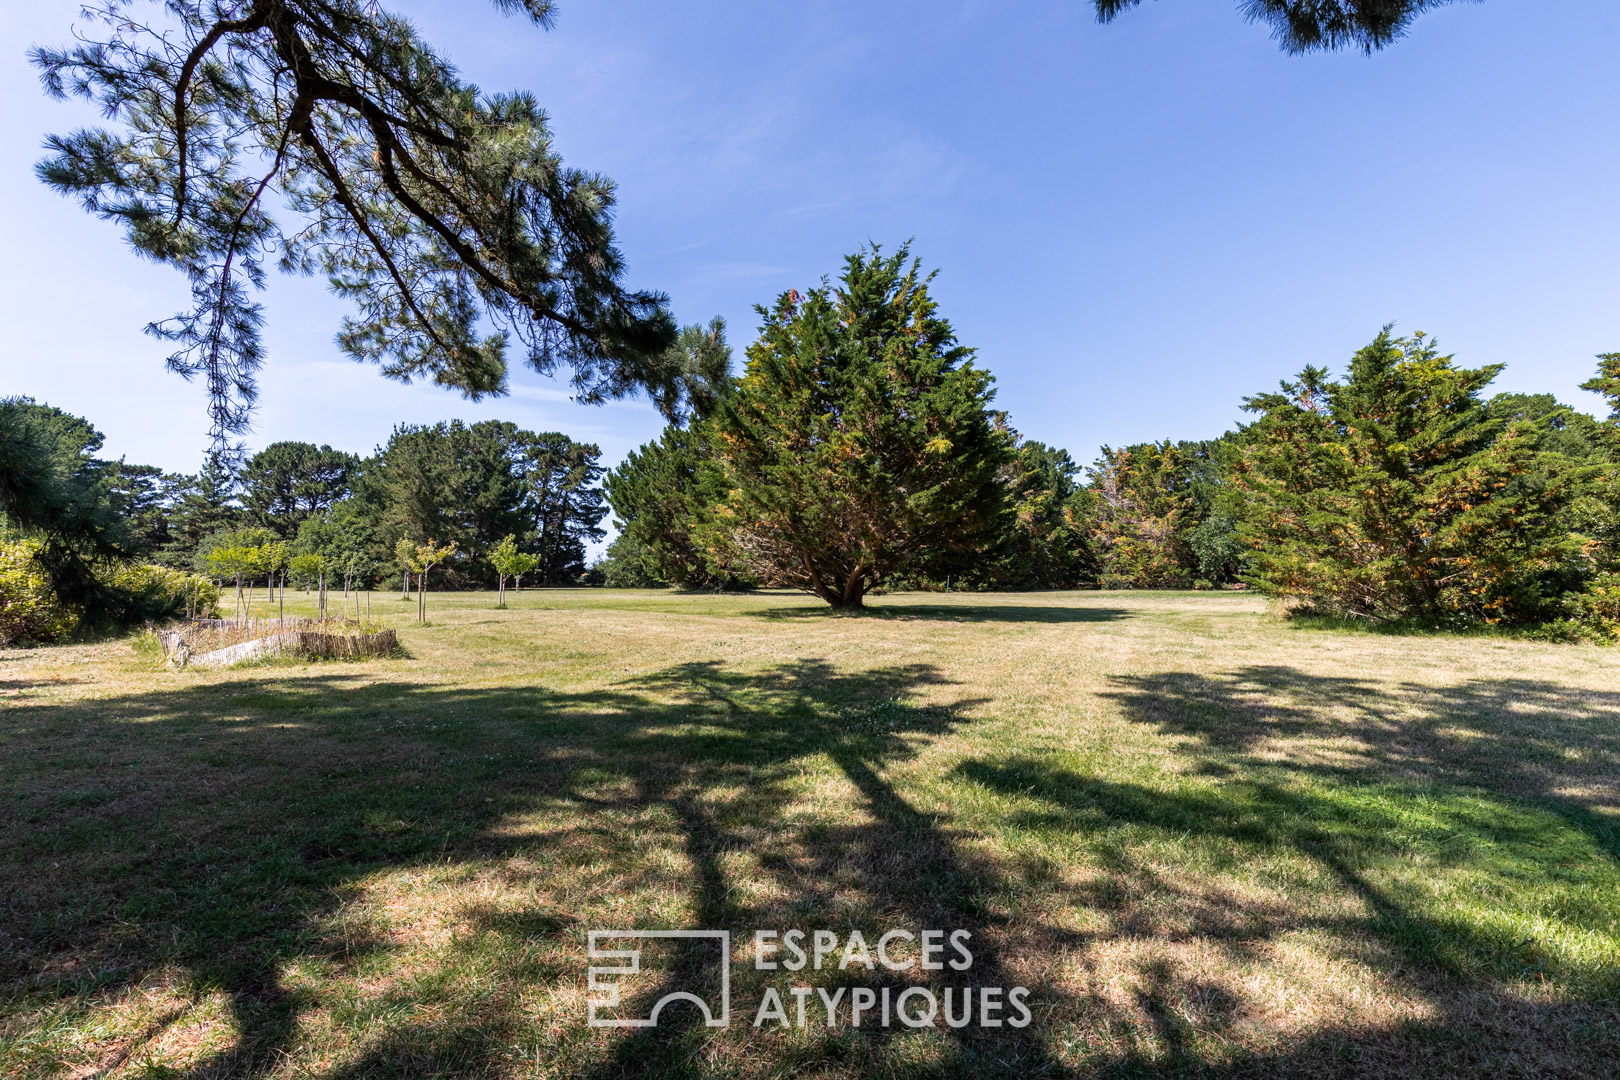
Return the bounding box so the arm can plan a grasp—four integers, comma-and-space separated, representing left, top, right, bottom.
106, 561, 221, 625
0, 539, 217, 645
0, 539, 78, 645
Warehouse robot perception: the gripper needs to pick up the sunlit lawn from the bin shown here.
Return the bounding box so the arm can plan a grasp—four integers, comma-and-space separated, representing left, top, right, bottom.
1, 588, 1617, 1078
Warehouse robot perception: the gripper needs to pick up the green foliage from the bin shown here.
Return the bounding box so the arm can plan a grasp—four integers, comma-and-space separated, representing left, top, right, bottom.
1232, 330, 1599, 625
521, 432, 610, 584
156, 456, 240, 567
1094, 0, 1466, 54
602, 318, 737, 590
0, 399, 227, 635
642, 317, 736, 427
1579, 353, 1620, 422
1557, 571, 1620, 642
33, 0, 677, 455
102, 461, 191, 555
593, 532, 668, 588
294, 500, 376, 588
288, 551, 327, 589
196, 526, 278, 576
0, 397, 135, 626
489, 535, 539, 579
605, 424, 738, 589
361, 420, 604, 585
705, 246, 1012, 607
952, 440, 1097, 590
101, 561, 221, 623
1087, 441, 1200, 588
403, 539, 458, 622
241, 442, 358, 537
0, 538, 79, 645
490, 534, 540, 602
1, 538, 217, 646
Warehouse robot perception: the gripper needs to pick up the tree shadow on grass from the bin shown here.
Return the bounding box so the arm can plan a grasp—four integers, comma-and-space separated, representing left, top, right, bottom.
13, 655, 1615, 1077
751, 603, 1132, 624
1108, 666, 1620, 857
1, 657, 1073, 1078
947, 665, 1620, 1077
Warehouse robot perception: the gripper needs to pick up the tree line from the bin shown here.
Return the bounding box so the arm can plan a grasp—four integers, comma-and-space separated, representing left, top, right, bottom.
167, 421, 607, 590
0, 402, 611, 640
600, 246, 1620, 638
9, 243, 1618, 640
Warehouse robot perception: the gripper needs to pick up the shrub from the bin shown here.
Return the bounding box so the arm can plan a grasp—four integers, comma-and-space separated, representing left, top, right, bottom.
105, 561, 221, 623
0, 539, 78, 645
1558, 572, 1620, 643
0, 539, 218, 645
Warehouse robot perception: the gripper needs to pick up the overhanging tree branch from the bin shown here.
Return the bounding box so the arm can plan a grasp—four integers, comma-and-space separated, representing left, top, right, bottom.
34, 0, 677, 459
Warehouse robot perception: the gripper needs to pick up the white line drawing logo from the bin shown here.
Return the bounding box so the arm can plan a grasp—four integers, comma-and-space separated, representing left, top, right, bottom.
587, 930, 731, 1028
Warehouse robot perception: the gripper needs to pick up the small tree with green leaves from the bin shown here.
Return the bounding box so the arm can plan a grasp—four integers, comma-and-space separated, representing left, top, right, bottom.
393, 537, 417, 600
287, 550, 329, 617
202, 531, 277, 621
489, 535, 539, 607
406, 540, 457, 623
261, 539, 288, 615
288, 551, 323, 589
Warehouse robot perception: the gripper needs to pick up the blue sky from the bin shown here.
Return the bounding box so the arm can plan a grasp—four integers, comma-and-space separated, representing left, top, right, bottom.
3, 0, 1618, 498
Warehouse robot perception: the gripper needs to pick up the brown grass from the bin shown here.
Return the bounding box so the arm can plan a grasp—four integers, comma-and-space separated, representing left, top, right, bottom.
0, 588, 1616, 1078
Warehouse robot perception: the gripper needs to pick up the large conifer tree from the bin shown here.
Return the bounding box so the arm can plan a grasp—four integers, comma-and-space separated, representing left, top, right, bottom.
1233, 329, 1596, 624
240, 441, 358, 536
706, 247, 1011, 608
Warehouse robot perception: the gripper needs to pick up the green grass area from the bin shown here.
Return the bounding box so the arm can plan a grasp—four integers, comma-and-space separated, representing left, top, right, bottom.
1, 589, 1617, 1078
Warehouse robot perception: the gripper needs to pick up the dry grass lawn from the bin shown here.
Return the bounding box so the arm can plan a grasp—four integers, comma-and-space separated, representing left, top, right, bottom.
1, 588, 1616, 1078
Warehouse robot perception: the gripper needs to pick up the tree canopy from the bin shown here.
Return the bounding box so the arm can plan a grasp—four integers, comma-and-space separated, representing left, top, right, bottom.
1232, 330, 1598, 624
1093, 0, 1469, 53
240, 441, 358, 536
33, 0, 678, 459
358, 419, 605, 585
